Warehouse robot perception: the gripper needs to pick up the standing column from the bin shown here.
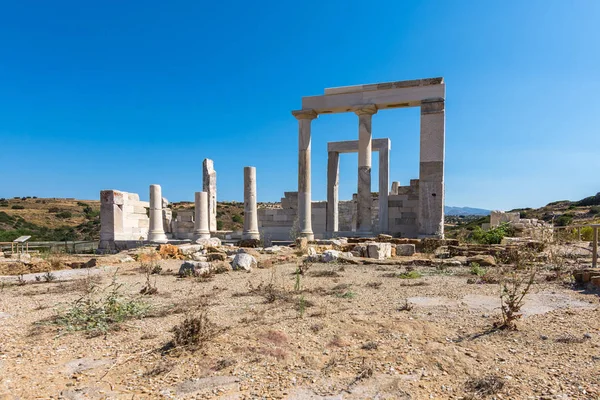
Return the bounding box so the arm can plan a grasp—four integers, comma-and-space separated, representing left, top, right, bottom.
354, 104, 377, 232
292, 109, 318, 240
378, 141, 390, 233
326, 151, 340, 234
148, 184, 168, 243
242, 166, 260, 240
193, 191, 210, 240
202, 159, 217, 232
418, 99, 445, 238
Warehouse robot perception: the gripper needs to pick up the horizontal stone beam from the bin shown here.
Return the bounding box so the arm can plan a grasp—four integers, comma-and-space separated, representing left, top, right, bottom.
327, 138, 390, 154
324, 77, 444, 96
301, 83, 445, 114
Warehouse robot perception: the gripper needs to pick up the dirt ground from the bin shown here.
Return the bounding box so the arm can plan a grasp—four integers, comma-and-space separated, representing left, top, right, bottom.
0, 249, 599, 399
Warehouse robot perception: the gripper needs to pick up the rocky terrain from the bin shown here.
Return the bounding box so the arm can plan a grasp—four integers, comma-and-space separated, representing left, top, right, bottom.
1, 236, 599, 399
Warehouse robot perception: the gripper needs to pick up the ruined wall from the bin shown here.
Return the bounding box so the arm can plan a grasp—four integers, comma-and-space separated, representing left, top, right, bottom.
99, 190, 150, 249
387, 179, 420, 238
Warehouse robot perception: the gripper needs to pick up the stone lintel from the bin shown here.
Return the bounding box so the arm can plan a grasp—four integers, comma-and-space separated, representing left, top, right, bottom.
325, 77, 444, 96
327, 138, 390, 154
302, 83, 445, 114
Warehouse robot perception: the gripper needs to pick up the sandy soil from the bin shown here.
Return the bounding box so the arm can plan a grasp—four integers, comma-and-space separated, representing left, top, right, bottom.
0, 251, 599, 399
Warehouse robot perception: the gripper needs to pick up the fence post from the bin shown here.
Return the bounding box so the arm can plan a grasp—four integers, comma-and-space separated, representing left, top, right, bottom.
593, 226, 598, 269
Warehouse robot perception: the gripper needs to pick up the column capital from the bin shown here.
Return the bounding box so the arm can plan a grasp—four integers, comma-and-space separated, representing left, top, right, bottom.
292, 109, 318, 120
353, 104, 378, 116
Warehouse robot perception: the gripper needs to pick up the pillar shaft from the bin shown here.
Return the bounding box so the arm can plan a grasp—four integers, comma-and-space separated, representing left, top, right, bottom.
292, 109, 318, 240
326, 151, 340, 234
202, 159, 217, 232
354, 105, 377, 232
194, 191, 210, 240
391, 181, 400, 195
148, 184, 168, 243
418, 100, 445, 238
242, 166, 260, 240
378, 146, 389, 233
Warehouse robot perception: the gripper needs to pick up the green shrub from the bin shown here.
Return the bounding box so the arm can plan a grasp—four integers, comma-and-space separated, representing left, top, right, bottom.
0, 212, 13, 224
48, 207, 60, 213
56, 211, 72, 219
471, 223, 514, 244
589, 206, 600, 216
555, 214, 573, 227
397, 271, 422, 279
11, 205, 25, 210
232, 214, 243, 224
216, 220, 224, 230
470, 262, 486, 276
580, 226, 595, 241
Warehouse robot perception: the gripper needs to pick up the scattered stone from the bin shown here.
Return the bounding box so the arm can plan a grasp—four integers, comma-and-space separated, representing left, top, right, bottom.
540, 335, 549, 340
179, 261, 212, 277
367, 242, 392, 260
263, 246, 281, 254
232, 253, 256, 272
467, 254, 497, 267
207, 253, 227, 262
396, 244, 416, 256
191, 252, 207, 262
118, 255, 135, 263
377, 234, 392, 241
322, 250, 342, 263
584, 333, 592, 339
296, 237, 308, 253
237, 239, 261, 248
177, 244, 204, 255
307, 247, 317, 257
158, 244, 185, 259
67, 259, 98, 269
194, 237, 222, 247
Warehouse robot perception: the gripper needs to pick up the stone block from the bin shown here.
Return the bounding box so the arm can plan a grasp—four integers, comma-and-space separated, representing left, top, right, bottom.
396, 244, 416, 256
366, 242, 392, 260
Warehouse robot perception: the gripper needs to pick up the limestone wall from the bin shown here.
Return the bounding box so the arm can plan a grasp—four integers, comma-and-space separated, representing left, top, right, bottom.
172, 210, 195, 240
99, 190, 150, 247
387, 180, 420, 238
490, 211, 520, 227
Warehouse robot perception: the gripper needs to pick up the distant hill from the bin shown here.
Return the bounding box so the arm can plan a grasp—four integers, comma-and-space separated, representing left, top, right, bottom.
445, 206, 490, 216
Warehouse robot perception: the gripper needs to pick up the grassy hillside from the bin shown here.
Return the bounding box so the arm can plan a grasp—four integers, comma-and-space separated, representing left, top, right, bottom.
0, 197, 100, 242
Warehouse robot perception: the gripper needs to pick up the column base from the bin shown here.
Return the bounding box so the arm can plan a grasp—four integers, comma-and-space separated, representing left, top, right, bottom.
298, 231, 314, 241
242, 231, 260, 240
193, 231, 211, 240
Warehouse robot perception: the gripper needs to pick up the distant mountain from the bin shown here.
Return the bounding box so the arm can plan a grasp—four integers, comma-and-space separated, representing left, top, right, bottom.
445, 206, 490, 216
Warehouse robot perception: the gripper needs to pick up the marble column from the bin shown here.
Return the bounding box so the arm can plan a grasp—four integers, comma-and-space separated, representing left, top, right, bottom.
378, 143, 390, 233
326, 151, 340, 234
148, 184, 168, 243
193, 191, 210, 240
418, 100, 445, 238
391, 181, 400, 195
292, 109, 318, 240
354, 104, 377, 232
242, 166, 260, 240
202, 159, 217, 232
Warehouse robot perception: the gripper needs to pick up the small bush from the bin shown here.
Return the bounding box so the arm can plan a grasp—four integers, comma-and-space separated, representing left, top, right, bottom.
555, 214, 573, 227
52, 277, 149, 335
465, 375, 505, 397
470, 262, 486, 276
232, 214, 243, 224
170, 300, 221, 351
471, 223, 514, 244
589, 206, 600, 216
11, 205, 25, 210
216, 220, 224, 230
397, 271, 422, 279
55, 211, 72, 219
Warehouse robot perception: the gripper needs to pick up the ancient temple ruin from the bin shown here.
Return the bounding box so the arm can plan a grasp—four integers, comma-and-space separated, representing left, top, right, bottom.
100, 77, 446, 248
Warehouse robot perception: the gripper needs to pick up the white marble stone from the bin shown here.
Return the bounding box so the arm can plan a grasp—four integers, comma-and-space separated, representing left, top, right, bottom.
203, 159, 217, 232
355, 105, 377, 232
242, 167, 260, 240
148, 184, 168, 243
194, 191, 211, 240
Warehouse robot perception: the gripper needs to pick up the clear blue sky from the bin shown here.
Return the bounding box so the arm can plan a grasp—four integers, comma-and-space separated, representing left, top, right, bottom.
1, 1, 598, 210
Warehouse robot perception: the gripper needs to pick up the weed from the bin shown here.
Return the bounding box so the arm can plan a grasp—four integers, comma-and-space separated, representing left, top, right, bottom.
310, 323, 324, 333
555, 334, 588, 344
52, 274, 149, 335
308, 270, 340, 278
335, 290, 356, 299
469, 262, 486, 276
361, 341, 378, 350
365, 281, 382, 289
465, 375, 505, 397
298, 295, 306, 318
397, 271, 422, 279
170, 298, 221, 352
213, 358, 237, 371
499, 268, 536, 330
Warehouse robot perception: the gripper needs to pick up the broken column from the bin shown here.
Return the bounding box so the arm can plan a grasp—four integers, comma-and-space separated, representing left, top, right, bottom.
326, 151, 340, 234
378, 139, 390, 233
418, 100, 445, 238
148, 184, 168, 243
203, 159, 217, 232
193, 191, 211, 240
242, 166, 260, 240
292, 109, 318, 240
354, 104, 377, 232
391, 181, 400, 195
